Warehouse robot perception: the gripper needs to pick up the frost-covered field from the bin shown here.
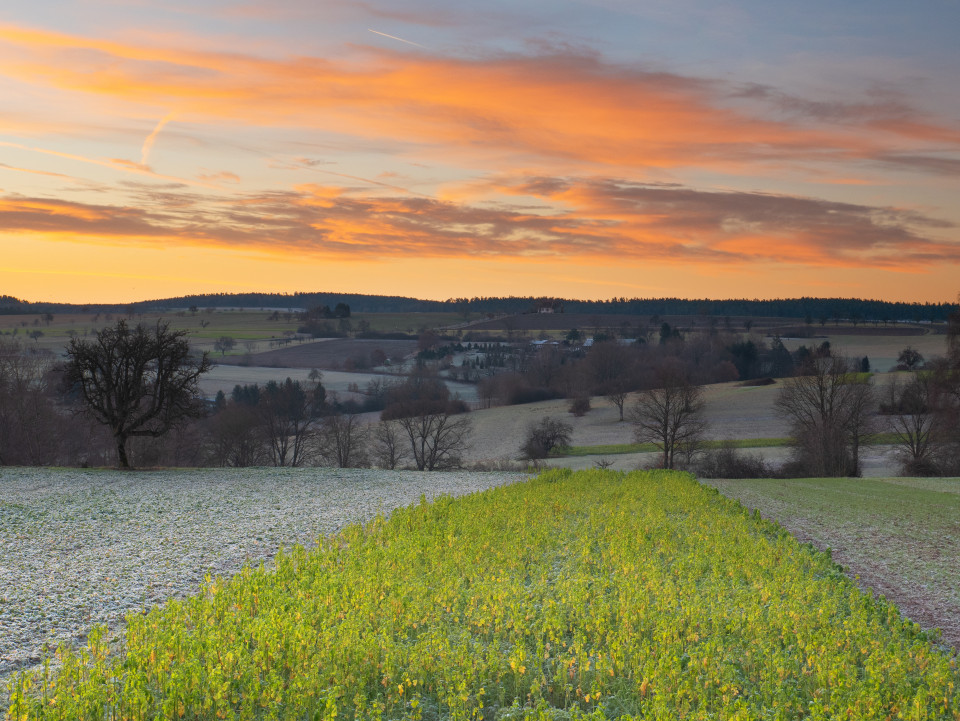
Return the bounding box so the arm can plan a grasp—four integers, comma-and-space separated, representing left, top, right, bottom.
0, 467, 525, 685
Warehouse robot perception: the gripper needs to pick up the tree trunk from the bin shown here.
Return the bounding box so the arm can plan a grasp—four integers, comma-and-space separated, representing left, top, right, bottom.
116, 435, 130, 469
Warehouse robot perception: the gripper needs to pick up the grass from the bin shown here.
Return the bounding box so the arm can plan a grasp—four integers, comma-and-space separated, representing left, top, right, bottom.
702, 475, 960, 648
8, 469, 960, 719
557, 433, 902, 457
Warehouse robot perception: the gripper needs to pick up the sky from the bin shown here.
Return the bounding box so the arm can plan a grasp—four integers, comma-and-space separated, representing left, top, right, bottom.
2, 1, 960, 304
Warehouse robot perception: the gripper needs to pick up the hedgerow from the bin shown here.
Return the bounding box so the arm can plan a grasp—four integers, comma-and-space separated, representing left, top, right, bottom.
7, 469, 960, 720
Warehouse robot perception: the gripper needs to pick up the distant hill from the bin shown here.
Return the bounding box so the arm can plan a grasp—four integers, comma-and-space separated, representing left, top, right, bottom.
1, 292, 956, 322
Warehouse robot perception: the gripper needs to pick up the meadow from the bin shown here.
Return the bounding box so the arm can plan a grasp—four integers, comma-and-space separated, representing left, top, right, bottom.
6, 469, 960, 719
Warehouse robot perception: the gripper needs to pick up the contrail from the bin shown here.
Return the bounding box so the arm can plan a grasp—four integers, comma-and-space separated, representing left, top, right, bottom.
141, 112, 175, 167
0, 139, 218, 188
313, 167, 433, 199
368, 29, 425, 48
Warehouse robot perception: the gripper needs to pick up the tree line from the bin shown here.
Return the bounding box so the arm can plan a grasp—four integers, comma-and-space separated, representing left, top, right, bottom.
2, 292, 957, 322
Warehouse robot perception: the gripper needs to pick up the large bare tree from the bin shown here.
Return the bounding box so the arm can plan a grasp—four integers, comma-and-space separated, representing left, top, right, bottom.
62, 320, 211, 468
774, 356, 874, 477
629, 362, 706, 469
397, 412, 472, 471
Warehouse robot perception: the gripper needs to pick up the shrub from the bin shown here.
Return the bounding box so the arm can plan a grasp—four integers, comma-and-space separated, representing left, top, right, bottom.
740, 377, 776, 387
696, 443, 772, 478
519, 417, 573, 460
568, 396, 591, 416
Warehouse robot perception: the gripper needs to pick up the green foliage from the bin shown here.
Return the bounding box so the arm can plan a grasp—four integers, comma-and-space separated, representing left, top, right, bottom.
8, 470, 960, 719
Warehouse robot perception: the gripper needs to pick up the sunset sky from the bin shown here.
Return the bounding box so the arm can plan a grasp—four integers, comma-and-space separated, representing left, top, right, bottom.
2, 1, 960, 303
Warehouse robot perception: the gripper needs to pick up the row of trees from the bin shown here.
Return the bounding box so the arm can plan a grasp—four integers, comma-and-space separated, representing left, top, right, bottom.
500, 300, 957, 477
205, 378, 472, 471
1, 320, 475, 470
0, 339, 96, 465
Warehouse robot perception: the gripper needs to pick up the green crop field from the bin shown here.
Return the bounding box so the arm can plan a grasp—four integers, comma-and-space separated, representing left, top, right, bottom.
8, 470, 959, 720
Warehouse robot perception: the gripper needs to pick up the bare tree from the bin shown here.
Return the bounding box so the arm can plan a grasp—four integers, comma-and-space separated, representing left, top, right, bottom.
928, 354, 960, 474
897, 346, 925, 371
61, 320, 212, 468
629, 362, 706, 470
259, 378, 316, 467
0, 339, 63, 465
948, 300, 960, 366
774, 356, 874, 477
886, 374, 936, 474
605, 384, 629, 422
214, 336, 236, 356
397, 412, 472, 471
206, 403, 268, 467
373, 420, 409, 469
316, 413, 368, 468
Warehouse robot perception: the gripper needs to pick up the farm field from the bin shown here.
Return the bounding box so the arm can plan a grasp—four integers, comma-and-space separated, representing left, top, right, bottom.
0, 310, 463, 357
702, 477, 960, 650
0, 467, 523, 691
215, 338, 420, 371
778, 333, 946, 373
463, 379, 905, 474
199, 364, 480, 405
6, 469, 960, 719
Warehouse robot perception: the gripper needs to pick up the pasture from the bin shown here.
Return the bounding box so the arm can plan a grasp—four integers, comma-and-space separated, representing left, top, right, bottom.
778, 333, 947, 373
5, 469, 959, 719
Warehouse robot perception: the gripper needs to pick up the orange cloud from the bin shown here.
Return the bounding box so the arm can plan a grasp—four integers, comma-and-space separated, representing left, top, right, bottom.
1, 177, 956, 270
2, 23, 957, 178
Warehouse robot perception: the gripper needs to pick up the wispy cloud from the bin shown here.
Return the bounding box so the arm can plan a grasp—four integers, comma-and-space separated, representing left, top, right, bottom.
0, 140, 221, 188
3, 23, 958, 180
0, 162, 74, 179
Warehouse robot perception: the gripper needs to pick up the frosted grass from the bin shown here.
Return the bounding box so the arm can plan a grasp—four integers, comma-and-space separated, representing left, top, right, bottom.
0, 467, 524, 685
